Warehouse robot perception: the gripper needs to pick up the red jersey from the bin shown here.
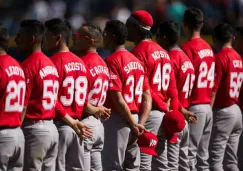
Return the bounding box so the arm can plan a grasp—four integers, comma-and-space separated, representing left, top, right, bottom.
51, 52, 88, 119
0, 55, 26, 127
213, 48, 243, 108
105, 49, 149, 113
132, 40, 178, 112
22, 52, 59, 120
182, 38, 215, 104
81, 52, 109, 107
169, 49, 195, 110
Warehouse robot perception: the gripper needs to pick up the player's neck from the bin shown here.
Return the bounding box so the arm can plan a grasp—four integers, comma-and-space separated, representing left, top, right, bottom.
111, 45, 125, 53
188, 31, 201, 40
135, 38, 151, 45
0, 49, 7, 56
222, 43, 232, 49
168, 45, 181, 51
79, 47, 97, 57
55, 44, 70, 53
26, 45, 42, 57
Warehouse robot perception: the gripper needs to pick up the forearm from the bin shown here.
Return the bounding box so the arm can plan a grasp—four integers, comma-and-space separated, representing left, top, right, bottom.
21, 106, 27, 123
83, 103, 98, 115
62, 114, 76, 127
211, 92, 216, 108
139, 90, 152, 125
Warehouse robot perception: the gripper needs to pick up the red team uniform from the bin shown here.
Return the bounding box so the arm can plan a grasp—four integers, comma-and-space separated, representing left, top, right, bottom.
209, 48, 243, 170
0, 54, 26, 170
103, 49, 149, 170
182, 38, 215, 104
132, 40, 178, 170
169, 49, 195, 110
81, 52, 109, 171
50, 51, 89, 171
21, 51, 60, 170
132, 40, 178, 112
182, 38, 214, 170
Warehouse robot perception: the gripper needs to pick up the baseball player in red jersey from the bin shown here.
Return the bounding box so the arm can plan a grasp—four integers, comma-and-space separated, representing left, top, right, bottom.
181, 8, 215, 171
210, 24, 243, 171
0, 25, 26, 171
44, 18, 99, 171
157, 21, 199, 171
102, 20, 152, 171
15, 20, 59, 171
233, 26, 243, 171
126, 10, 178, 171
73, 23, 110, 171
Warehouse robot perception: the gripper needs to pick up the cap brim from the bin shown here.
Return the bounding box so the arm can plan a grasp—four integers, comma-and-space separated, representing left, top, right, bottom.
168, 134, 178, 144
140, 147, 158, 157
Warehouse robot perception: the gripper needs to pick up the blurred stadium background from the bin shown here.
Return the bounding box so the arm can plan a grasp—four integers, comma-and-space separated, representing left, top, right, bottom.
1, 0, 243, 61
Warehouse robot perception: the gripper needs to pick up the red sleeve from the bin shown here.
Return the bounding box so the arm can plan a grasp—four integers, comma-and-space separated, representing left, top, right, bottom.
107, 62, 122, 91
167, 68, 179, 111
22, 68, 34, 106
213, 55, 224, 93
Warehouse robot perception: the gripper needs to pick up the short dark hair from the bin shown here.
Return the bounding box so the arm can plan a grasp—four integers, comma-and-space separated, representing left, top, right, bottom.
213, 23, 234, 43
105, 20, 128, 45
138, 27, 152, 40
82, 23, 102, 41
183, 8, 204, 31
0, 24, 9, 51
159, 21, 180, 45
20, 19, 45, 37
45, 18, 72, 44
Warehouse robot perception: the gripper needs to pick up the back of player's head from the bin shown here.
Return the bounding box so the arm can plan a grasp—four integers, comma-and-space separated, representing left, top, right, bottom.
183, 8, 204, 31
213, 23, 234, 43
45, 18, 72, 44
159, 21, 180, 45
20, 19, 44, 42
105, 20, 128, 45
0, 24, 9, 51
82, 23, 102, 42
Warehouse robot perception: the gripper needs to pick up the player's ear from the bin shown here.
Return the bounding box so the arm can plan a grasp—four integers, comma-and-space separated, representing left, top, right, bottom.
232, 36, 236, 43
31, 36, 36, 44
57, 34, 62, 43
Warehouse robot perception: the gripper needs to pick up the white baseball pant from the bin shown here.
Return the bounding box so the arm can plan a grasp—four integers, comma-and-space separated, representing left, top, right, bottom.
102, 113, 140, 171
188, 104, 213, 171
22, 120, 59, 171
209, 104, 242, 171
54, 120, 85, 171
0, 127, 25, 171
167, 121, 190, 171
82, 116, 104, 171
140, 110, 164, 171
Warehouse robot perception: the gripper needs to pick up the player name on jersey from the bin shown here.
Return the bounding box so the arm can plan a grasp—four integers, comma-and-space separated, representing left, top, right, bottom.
90, 65, 109, 77
198, 49, 214, 59
39, 66, 59, 79
64, 62, 87, 73
124, 61, 144, 74
5, 66, 25, 77
233, 60, 243, 68
152, 50, 170, 61
181, 61, 194, 73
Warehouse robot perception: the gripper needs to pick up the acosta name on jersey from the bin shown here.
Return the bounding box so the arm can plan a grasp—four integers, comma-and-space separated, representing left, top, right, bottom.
90, 65, 109, 77
65, 62, 87, 73
40, 66, 59, 79
152, 51, 170, 61
124, 62, 144, 74
181, 61, 194, 73
5, 66, 25, 78
198, 49, 214, 59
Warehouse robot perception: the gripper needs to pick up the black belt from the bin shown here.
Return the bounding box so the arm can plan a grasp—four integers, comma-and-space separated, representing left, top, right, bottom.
0, 126, 18, 130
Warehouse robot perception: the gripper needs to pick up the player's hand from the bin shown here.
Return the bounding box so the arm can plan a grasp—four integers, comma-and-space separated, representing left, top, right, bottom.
94, 106, 111, 120
132, 123, 145, 136
166, 98, 171, 112
181, 108, 198, 124
72, 120, 93, 139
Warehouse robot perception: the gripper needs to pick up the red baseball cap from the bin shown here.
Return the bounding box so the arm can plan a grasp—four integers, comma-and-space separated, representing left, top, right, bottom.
162, 111, 186, 144
128, 10, 153, 31
137, 131, 158, 157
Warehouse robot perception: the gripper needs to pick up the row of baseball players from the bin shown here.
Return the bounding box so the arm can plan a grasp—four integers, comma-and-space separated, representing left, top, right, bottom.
0, 7, 243, 171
